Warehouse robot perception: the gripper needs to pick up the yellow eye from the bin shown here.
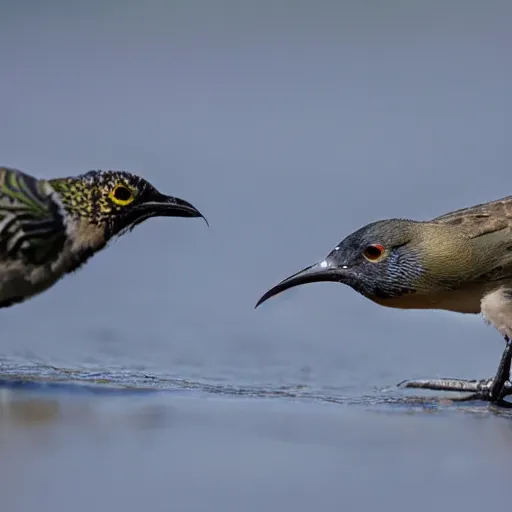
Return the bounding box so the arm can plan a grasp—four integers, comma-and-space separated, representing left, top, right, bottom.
110, 184, 135, 206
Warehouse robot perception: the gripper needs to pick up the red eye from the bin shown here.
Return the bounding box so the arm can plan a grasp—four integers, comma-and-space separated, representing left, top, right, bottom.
363, 244, 385, 261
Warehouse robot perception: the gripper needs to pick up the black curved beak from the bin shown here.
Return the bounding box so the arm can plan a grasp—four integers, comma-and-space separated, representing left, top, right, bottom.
255, 261, 348, 309
145, 195, 209, 226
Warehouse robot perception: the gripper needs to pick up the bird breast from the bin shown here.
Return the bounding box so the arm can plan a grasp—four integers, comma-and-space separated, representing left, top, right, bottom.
481, 285, 512, 338
371, 284, 485, 314
0, 220, 106, 307
0, 258, 66, 306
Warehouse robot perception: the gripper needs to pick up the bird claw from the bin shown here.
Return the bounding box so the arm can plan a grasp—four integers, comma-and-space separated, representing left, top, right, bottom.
397, 377, 512, 402
396, 336, 512, 404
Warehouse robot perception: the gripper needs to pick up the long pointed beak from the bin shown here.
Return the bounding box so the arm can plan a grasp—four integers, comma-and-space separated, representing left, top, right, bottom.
255, 261, 348, 309
150, 196, 209, 226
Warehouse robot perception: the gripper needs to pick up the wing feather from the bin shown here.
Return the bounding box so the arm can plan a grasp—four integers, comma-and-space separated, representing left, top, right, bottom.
431, 195, 512, 239
0, 167, 66, 264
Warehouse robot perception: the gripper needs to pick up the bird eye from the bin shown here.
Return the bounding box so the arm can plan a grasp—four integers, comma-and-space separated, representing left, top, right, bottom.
110, 184, 134, 205
363, 244, 385, 261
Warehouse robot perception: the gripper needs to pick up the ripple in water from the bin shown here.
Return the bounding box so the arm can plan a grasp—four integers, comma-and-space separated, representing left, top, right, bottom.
1, 357, 509, 418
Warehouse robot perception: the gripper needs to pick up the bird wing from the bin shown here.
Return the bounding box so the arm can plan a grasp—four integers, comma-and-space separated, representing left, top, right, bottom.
0, 167, 67, 264
431, 196, 512, 283
431, 195, 512, 239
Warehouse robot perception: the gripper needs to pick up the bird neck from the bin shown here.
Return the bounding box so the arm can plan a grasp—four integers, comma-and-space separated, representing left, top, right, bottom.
67, 216, 107, 253
58, 216, 108, 274
45, 179, 108, 264
47, 177, 98, 221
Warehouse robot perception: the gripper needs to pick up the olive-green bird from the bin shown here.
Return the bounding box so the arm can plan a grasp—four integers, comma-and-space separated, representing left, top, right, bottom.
0, 166, 206, 308
255, 196, 512, 404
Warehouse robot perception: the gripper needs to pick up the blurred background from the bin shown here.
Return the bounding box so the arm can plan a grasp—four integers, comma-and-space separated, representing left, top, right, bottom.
0, 1, 511, 511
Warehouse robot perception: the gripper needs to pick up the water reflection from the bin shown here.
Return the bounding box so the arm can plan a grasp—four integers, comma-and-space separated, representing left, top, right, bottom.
0, 394, 60, 427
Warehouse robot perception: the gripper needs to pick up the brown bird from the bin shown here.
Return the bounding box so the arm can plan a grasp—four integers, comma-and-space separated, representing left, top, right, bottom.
255, 195, 512, 404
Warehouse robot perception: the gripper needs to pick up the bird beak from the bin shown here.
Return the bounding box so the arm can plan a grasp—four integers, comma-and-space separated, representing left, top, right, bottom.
145, 195, 209, 226
255, 259, 348, 309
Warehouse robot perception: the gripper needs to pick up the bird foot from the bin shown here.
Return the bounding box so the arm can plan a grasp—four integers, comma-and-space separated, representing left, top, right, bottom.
397, 377, 512, 402
397, 336, 512, 404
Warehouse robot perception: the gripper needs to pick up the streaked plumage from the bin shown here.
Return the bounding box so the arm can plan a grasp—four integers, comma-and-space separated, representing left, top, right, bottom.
255, 194, 512, 404
0, 166, 205, 308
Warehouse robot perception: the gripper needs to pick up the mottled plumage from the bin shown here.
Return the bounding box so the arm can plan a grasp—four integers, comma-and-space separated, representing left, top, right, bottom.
0, 166, 205, 308
255, 194, 512, 404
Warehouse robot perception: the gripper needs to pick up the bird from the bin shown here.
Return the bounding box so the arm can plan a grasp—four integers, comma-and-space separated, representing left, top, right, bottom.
0, 166, 206, 308
255, 195, 512, 404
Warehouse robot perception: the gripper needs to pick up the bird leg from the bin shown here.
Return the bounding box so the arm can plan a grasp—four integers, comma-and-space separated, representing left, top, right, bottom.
398, 336, 512, 402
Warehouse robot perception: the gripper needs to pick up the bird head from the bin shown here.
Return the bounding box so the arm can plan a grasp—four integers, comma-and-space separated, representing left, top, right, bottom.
49, 170, 207, 240
255, 219, 451, 309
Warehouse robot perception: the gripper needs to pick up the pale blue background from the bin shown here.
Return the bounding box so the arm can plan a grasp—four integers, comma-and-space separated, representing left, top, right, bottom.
0, 1, 511, 511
